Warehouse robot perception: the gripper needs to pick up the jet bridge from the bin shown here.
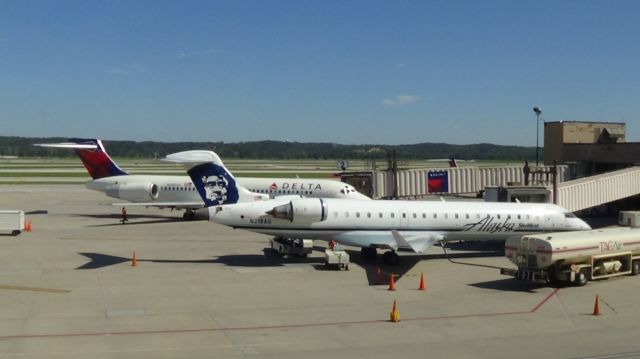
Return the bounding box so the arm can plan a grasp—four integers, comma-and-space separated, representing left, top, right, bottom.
553, 166, 640, 212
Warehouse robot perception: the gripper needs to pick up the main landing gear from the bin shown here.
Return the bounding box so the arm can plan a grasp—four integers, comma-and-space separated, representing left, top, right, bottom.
382, 251, 399, 266
182, 210, 196, 220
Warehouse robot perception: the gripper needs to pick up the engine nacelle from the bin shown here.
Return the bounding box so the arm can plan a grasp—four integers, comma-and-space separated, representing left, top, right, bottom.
267, 198, 328, 223
106, 182, 159, 202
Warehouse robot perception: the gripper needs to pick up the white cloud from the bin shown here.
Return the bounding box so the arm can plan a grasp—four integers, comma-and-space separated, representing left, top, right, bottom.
383, 94, 419, 107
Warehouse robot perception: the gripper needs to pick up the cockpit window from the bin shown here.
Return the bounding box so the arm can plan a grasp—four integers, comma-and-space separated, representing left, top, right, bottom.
564, 212, 577, 218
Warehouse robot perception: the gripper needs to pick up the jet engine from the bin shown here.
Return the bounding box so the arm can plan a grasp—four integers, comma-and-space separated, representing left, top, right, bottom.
105, 183, 159, 202
267, 198, 328, 223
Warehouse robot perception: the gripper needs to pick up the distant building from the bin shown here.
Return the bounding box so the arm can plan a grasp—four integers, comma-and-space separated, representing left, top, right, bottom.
544, 121, 640, 176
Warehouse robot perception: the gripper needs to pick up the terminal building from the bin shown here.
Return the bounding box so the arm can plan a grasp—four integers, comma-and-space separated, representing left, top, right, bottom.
342, 121, 639, 219
544, 121, 640, 176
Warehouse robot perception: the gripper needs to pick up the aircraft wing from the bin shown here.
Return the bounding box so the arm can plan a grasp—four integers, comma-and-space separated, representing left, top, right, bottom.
390, 230, 444, 253
111, 201, 203, 209
334, 230, 445, 254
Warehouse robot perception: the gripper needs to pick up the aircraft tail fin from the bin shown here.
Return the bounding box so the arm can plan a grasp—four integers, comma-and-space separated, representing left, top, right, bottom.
448, 157, 458, 168
163, 150, 268, 206
34, 138, 127, 179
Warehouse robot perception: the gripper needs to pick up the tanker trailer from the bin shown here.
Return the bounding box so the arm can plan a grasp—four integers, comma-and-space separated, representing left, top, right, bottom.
501, 227, 640, 286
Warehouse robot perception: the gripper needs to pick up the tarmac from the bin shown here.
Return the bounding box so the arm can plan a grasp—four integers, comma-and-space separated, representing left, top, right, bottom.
1, 184, 640, 358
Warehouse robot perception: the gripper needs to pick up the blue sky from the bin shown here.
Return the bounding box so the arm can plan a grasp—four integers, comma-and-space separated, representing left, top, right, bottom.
1, 1, 638, 145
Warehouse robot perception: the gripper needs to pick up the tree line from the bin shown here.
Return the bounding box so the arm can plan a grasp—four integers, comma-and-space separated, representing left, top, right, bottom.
0, 136, 540, 161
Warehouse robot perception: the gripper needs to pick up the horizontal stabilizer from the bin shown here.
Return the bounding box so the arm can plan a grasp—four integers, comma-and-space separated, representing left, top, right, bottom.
34, 143, 98, 150
163, 151, 224, 167
391, 230, 442, 253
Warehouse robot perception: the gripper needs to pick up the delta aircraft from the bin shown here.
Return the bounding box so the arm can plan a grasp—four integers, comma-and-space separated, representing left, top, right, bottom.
35, 139, 369, 219
165, 150, 591, 264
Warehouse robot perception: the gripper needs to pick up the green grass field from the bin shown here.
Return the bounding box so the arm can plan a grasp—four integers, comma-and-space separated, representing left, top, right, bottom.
0, 157, 526, 184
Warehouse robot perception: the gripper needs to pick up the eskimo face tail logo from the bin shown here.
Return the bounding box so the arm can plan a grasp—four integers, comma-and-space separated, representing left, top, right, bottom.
202, 174, 229, 204
188, 163, 239, 206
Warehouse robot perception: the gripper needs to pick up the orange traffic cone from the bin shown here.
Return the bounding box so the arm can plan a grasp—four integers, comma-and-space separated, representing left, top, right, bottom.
131, 252, 138, 267
375, 267, 382, 285
418, 272, 426, 291
390, 300, 400, 322
388, 273, 396, 291
25, 220, 32, 232
593, 294, 601, 316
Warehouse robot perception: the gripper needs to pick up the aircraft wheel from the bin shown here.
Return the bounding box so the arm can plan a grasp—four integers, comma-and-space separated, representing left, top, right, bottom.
183, 210, 196, 220
631, 260, 640, 276
573, 268, 590, 287
382, 251, 399, 266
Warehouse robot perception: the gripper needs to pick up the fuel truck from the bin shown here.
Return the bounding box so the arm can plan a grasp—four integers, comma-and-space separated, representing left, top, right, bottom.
501, 227, 640, 286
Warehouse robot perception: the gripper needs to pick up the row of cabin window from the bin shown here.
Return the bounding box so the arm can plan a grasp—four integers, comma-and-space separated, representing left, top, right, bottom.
251, 189, 314, 195
332, 212, 540, 220
158, 187, 314, 196
161, 186, 196, 191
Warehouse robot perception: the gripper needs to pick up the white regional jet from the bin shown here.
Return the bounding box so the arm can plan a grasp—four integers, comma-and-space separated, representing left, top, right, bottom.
165, 150, 592, 264
35, 139, 369, 219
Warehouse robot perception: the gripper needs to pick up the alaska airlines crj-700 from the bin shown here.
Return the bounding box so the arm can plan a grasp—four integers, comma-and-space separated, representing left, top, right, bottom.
166, 150, 591, 264
35, 139, 369, 219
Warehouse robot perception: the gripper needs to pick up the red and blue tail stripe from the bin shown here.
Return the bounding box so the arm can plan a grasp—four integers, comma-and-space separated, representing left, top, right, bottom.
68, 138, 128, 179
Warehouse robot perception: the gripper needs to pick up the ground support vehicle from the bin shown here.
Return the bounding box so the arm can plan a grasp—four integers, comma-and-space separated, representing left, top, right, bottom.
0, 210, 25, 236
501, 227, 640, 286
324, 245, 350, 270
269, 237, 313, 257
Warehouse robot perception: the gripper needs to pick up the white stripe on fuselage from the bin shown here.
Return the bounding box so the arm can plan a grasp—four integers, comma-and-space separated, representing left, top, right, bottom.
86, 175, 370, 205
209, 198, 591, 249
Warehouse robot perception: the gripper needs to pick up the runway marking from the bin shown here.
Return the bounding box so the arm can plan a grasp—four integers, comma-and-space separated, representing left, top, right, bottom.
0, 284, 70, 294
0, 288, 560, 340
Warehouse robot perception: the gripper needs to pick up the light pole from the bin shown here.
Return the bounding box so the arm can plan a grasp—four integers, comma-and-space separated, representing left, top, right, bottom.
533, 107, 542, 166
